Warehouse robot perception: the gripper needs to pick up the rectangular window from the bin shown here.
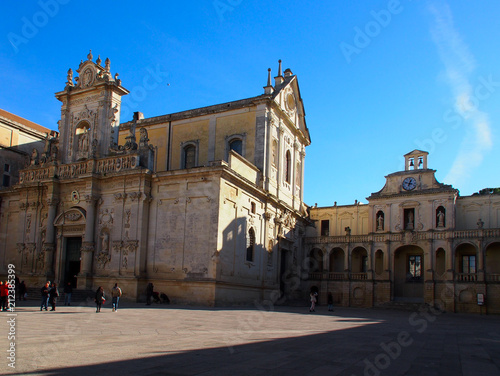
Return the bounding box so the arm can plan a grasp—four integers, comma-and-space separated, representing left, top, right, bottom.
2, 175, 10, 187
408, 255, 422, 279
462, 255, 476, 273
321, 220, 330, 236
4, 164, 10, 173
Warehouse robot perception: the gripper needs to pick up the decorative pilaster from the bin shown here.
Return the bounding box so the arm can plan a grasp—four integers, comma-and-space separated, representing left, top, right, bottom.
79, 194, 99, 288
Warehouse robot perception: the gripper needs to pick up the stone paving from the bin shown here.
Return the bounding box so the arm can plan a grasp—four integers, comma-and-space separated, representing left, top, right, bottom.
1, 300, 500, 376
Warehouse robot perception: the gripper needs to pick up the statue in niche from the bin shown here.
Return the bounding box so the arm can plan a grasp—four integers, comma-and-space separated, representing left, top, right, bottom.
437, 211, 445, 227
78, 131, 89, 153
407, 211, 414, 229
100, 232, 110, 252
377, 214, 384, 230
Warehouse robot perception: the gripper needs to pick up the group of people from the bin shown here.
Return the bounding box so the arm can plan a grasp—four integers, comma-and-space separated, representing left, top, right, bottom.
40, 281, 59, 311
95, 283, 122, 313
1, 279, 29, 311
309, 291, 335, 312
39, 282, 122, 313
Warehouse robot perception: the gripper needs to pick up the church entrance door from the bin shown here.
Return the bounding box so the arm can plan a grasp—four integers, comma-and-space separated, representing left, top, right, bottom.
64, 237, 82, 288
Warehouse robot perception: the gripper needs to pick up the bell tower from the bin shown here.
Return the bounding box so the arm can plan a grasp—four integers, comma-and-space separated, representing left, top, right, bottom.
55, 51, 129, 164
404, 149, 428, 171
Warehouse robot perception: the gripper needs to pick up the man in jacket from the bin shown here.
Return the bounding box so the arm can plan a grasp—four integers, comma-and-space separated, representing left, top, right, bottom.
111, 283, 122, 312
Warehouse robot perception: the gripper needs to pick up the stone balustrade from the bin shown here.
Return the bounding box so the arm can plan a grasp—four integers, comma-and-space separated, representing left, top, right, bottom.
19, 154, 141, 183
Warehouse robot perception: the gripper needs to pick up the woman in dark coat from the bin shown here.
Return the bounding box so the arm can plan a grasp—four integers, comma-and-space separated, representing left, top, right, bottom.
95, 286, 105, 313
49, 282, 59, 311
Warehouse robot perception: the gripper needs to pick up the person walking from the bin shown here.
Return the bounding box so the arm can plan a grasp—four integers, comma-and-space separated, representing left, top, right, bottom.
309, 291, 317, 312
0, 281, 8, 311
40, 281, 50, 311
95, 286, 105, 313
64, 282, 73, 306
111, 283, 122, 312
49, 282, 59, 311
146, 283, 153, 305
19, 281, 27, 301
327, 292, 334, 312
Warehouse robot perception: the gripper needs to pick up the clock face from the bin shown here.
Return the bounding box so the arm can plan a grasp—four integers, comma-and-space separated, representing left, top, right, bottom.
402, 177, 417, 191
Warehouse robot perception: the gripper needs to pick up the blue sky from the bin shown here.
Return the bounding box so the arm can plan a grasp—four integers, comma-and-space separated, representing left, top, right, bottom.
1, 1, 499, 206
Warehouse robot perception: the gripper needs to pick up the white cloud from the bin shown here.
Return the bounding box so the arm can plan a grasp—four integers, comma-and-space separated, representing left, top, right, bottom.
428, 2, 493, 187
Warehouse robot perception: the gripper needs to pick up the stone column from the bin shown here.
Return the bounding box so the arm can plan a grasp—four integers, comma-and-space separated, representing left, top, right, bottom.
43, 198, 59, 277
79, 195, 98, 289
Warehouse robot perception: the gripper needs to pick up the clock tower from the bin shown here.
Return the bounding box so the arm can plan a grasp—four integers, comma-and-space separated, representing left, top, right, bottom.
367, 150, 458, 233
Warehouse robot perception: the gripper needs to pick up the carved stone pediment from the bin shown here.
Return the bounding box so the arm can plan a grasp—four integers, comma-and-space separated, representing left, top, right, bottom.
54, 207, 87, 227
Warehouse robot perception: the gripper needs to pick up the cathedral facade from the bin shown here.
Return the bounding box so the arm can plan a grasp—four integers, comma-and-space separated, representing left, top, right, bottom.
0, 53, 310, 305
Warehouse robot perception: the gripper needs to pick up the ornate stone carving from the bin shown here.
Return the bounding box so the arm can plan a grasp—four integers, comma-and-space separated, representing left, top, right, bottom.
36, 250, 45, 271
96, 251, 111, 269
99, 209, 114, 228
81, 242, 95, 253
112, 241, 123, 252
65, 212, 82, 222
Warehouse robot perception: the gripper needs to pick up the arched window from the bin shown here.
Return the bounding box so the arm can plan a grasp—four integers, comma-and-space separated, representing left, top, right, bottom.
285, 150, 291, 184
184, 145, 196, 169
246, 228, 255, 262
229, 139, 242, 156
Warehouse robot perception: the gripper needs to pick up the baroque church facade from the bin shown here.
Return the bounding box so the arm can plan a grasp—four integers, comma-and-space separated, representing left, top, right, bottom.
1, 52, 499, 313
0, 52, 310, 305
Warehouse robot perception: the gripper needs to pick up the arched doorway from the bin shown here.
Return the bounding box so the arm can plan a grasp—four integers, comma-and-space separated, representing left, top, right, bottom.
394, 245, 424, 302
329, 247, 345, 273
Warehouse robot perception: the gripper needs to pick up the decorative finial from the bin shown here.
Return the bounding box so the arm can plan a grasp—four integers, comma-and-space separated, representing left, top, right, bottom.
114, 73, 119, 80
105, 58, 110, 72
264, 68, 274, 94
87, 50, 93, 61
278, 59, 283, 77
66, 68, 74, 86
96, 55, 102, 65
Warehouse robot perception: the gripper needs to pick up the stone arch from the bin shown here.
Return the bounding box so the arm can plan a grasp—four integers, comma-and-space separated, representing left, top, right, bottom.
435, 248, 446, 276
394, 245, 424, 301
351, 246, 368, 273
308, 248, 324, 272
329, 247, 345, 272
455, 242, 477, 278
485, 241, 500, 274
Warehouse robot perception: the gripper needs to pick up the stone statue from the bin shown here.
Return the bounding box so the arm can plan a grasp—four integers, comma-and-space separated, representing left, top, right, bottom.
100, 232, 109, 252
377, 214, 384, 230
79, 131, 89, 152
437, 211, 445, 227
139, 127, 149, 143
406, 211, 414, 230
30, 148, 39, 166
477, 218, 484, 229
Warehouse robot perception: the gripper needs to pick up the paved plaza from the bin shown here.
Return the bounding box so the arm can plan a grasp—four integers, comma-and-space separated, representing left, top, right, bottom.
1, 300, 500, 376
